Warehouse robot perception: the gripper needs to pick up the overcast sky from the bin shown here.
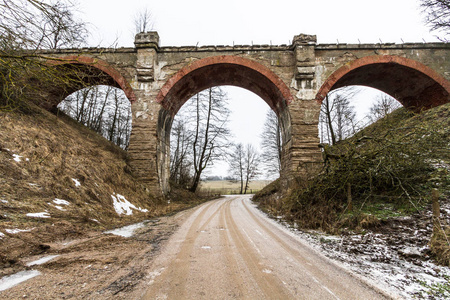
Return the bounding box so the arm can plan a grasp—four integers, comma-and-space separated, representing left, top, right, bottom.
75, 0, 437, 178
78, 0, 437, 47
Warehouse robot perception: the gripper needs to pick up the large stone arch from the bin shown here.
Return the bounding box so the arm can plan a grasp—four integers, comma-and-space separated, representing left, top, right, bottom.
155, 55, 294, 194
47, 55, 136, 107
315, 55, 450, 111
156, 55, 294, 115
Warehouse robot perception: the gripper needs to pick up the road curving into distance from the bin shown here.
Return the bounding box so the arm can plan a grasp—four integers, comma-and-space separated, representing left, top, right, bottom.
140, 195, 392, 299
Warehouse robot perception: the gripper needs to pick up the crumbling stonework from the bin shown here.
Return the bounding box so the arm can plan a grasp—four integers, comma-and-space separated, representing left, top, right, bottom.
40, 32, 450, 197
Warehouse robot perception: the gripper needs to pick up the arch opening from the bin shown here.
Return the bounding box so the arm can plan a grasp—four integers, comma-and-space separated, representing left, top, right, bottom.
169, 86, 281, 193
318, 85, 402, 145
42, 57, 135, 150
316, 55, 449, 112
45, 56, 136, 111
156, 56, 293, 194
58, 85, 132, 150
157, 56, 293, 116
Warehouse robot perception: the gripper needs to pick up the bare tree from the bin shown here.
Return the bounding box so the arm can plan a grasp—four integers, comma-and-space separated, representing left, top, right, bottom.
0, 0, 89, 111
170, 119, 193, 187
334, 94, 357, 142
367, 94, 402, 123
243, 144, 260, 194
0, 0, 87, 50
93, 87, 112, 132
36, 0, 88, 49
108, 89, 121, 142
58, 86, 132, 149
319, 87, 359, 145
260, 109, 282, 178
170, 87, 231, 192
227, 143, 260, 194
189, 87, 231, 192
227, 143, 245, 194
134, 8, 153, 33
321, 94, 336, 145
420, 0, 450, 41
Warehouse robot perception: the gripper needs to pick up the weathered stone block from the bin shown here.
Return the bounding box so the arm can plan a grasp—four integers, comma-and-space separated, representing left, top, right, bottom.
293, 34, 317, 45
135, 32, 160, 48
136, 67, 154, 82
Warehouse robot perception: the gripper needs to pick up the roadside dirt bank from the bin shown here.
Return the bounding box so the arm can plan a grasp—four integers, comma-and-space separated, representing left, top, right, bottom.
0, 208, 191, 299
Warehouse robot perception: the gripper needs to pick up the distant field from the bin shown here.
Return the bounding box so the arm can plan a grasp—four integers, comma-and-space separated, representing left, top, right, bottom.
198, 180, 273, 195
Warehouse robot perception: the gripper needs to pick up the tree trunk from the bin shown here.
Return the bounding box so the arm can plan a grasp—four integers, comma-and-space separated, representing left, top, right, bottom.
324, 94, 337, 145
190, 88, 213, 192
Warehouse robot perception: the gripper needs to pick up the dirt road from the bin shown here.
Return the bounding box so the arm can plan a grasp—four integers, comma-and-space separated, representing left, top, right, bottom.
1, 195, 392, 299
140, 195, 390, 299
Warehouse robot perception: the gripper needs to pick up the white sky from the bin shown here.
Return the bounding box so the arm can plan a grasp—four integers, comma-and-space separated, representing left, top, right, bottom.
78, 0, 437, 47
75, 0, 438, 178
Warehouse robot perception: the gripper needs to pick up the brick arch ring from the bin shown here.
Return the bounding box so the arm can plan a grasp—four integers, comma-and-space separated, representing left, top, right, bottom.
315, 55, 450, 106
156, 55, 294, 114
47, 55, 136, 103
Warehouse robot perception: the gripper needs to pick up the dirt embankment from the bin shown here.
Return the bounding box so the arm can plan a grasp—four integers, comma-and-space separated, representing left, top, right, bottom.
0, 210, 188, 299
0, 105, 206, 275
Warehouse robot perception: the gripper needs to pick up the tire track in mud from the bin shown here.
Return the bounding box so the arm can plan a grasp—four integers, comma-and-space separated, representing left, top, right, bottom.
240, 198, 389, 300
224, 199, 292, 299
142, 199, 227, 299
217, 198, 247, 297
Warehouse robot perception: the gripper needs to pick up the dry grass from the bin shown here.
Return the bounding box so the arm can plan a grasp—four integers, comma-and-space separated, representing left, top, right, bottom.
0, 107, 152, 226
430, 225, 450, 266
198, 180, 272, 195
0, 104, 207, 269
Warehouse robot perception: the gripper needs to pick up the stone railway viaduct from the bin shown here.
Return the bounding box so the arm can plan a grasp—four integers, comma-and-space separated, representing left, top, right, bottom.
42, 32, 450, 196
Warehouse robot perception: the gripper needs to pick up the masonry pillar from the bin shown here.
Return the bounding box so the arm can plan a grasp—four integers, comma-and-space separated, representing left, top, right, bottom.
287, 34, 323, 181
127, 32, 163, 196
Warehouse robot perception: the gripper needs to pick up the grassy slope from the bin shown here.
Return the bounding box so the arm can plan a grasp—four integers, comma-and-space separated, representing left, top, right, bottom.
254, 103, 450, 232
0, 105, 202, 271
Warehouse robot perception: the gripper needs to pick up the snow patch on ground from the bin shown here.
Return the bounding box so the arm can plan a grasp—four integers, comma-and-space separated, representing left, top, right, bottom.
26, 212, 50, 218
26, 255, 60, 266
53, 198, 70, 206
72, 178, 81, 187
104, 221, 147, 237
111, 193, 148, 216
249, 198, 450, 299
5, 228, 34, 234
12, 154, 22, 162
0, 232, 5, 239
0, 270, 41, 292
10, 153, 29, 162
1, 199, 8, 203
281, 218, 448, 298
147, 268, 165, 285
